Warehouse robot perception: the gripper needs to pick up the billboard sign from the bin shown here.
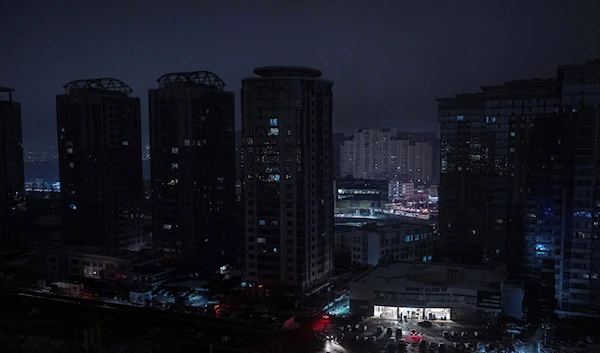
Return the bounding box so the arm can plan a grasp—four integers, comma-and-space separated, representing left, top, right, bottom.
477, 290, 501, 309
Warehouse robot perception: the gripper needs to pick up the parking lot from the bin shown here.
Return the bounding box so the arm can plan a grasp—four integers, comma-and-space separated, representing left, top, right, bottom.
314, 315, 512, 352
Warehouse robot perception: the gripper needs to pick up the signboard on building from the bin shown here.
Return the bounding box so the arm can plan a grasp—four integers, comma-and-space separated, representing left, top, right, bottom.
477, 290, 501, 309
405, 287, 442, 293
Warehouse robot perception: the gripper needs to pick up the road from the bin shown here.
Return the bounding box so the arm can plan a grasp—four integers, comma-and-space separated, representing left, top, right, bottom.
0, 287, 350, 353
0, 287, 280, 352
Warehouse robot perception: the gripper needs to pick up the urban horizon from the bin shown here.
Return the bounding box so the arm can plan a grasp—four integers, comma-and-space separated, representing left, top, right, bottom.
2, 1, 600, 353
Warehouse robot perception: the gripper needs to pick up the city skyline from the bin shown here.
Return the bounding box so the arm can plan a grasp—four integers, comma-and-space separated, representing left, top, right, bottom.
5, 1, 600, 351
2, 1, 599, 151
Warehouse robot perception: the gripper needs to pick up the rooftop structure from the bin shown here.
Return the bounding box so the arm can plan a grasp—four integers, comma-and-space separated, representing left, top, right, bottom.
0, 87, 15, 101
253, 66, 322, 78
39, 244, 158, 263
156, 71, 226, 90
63, 78, 133, 96
352, 261, 506, 292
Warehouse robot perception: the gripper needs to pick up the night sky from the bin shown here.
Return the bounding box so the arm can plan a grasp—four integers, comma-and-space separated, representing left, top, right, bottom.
2, 0, 600, 151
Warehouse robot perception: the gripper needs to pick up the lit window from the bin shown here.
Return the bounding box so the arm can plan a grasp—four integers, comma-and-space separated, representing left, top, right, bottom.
457, 166, 462, 171
69, 204, 77, 210
258, 220, 266, 226
184, 139, 190, 146
172, 147, 179, 154
456, 115, 464, 121
257, 237, 266, 243
427, 255, 432, 261
268, 128, 279, 136
163, 224, 172, 230
66, 148, 74, 154
122, 141, 129, 146
270, 118, 278, 126
510, 132, 516, 137
268, 174, 280, 181
273, 248, 278, 253
69, 162, 75, 168
171, 163, 179, 169
422, 256, 427, 262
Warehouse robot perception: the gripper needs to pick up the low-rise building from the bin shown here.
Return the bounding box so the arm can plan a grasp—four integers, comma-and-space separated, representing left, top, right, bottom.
34, 245, 175, 293
349, 258, 523, 323
334, 220, 436, 267
388, 181, 414, 202
335, 178, 388, 215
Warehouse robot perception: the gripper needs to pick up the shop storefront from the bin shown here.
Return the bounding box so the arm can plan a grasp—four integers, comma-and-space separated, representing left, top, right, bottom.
398, 307, 423, 320
424, 308, 451, 320
374, 305, 398, 319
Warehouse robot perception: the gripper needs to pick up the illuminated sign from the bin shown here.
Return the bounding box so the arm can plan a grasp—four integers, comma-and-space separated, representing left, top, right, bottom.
477, 291, 501, 309
405, 287, 441, 293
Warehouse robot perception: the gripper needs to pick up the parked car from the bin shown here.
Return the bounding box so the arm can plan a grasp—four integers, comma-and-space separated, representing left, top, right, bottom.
418, 321, 433, 328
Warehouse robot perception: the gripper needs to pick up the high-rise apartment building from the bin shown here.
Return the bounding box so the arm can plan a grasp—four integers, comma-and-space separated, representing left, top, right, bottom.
437, 93, 487, 265
554, 59, 600, 317
437, 80, 561, 268
149, 71, 236, 273
340, 128, 433, 185
56, 78, 143, 250
481, 79, 561, 276
332, 132, 346, 178
241, 66, 334, 293
398, 131, 440, 184
0, 87, 25, 250
437, 58, 600, 318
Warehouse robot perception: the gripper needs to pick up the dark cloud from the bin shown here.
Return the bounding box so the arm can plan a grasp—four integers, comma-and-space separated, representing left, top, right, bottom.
1, 0, 599, 150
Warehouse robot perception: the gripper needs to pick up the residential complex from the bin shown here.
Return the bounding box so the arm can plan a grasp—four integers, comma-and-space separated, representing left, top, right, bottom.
56, 78, 143, 250
149, 71, 236, 274
340, 128, 435, 185
0, 87, 25, 250
241, 66, 334, 294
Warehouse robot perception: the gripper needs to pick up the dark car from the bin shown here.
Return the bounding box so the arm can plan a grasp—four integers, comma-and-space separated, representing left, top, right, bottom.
418, 321, 433, 328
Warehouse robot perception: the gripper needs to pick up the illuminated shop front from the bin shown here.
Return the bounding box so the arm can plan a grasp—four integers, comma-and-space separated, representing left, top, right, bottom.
399, 307, 423, 320
374, 305, 398, 319
424, 308, 451, 320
